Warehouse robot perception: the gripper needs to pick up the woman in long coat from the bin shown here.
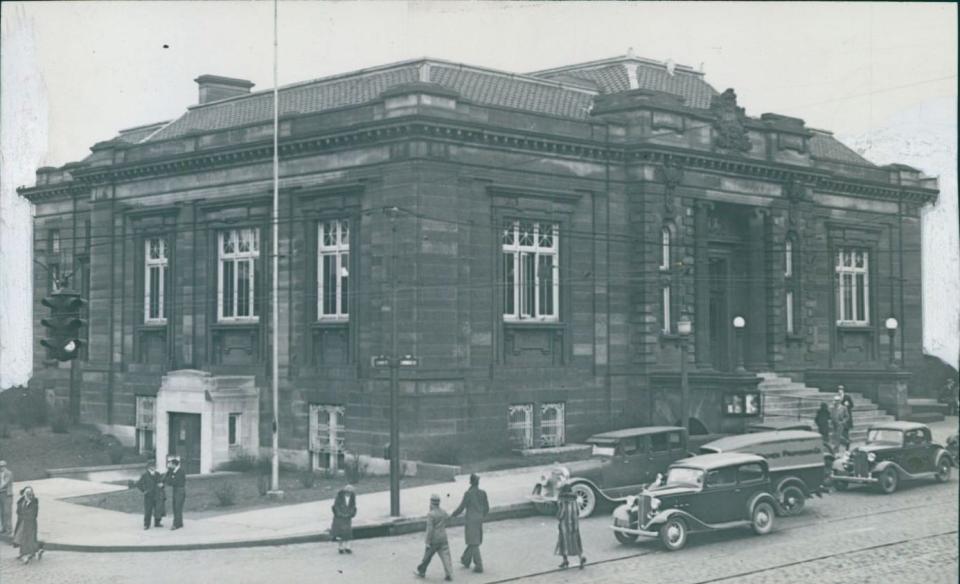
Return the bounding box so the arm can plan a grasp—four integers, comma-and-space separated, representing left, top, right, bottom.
13, 486, 43, 564
331, 484, 357, 554
554, 484, 586, 569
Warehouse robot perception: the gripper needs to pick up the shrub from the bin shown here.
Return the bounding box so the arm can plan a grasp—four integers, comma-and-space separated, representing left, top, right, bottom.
50, 408, 71, 434
299, 469, 318, 489
0, 424, 10, 439
344, 453, 367, 484
214, 482, 237, 507
108, 444, 124, 464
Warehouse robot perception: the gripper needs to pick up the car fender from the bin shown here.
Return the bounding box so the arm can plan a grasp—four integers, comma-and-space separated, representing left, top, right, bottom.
645, 508, 712, 532
747, 491, 782, 517
774, 476, 809, 498
872, 460, 911, 480
568, 478, 616, 504
935, 449, 954, 468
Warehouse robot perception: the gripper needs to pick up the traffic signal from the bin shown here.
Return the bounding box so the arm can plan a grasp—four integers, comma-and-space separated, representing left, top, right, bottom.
40, 291, 86, 361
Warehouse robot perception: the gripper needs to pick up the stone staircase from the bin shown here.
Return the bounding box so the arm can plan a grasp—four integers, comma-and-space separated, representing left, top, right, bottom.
757, 372, 896, 443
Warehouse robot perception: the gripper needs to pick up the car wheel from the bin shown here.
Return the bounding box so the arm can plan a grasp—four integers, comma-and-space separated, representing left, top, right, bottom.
878, 468, 899, 494
751, 501, 775, 535
935, 458, 952, 483
614, 530, 639, 545
778, 485, 805, 516
570, 483, 597, 518
658, 517, 688, 551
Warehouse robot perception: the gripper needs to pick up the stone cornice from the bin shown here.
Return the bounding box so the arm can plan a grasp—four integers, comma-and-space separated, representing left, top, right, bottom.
17, 116, 938, 207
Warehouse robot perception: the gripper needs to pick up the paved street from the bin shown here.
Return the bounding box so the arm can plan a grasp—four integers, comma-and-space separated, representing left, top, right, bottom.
3, 472, 956, 584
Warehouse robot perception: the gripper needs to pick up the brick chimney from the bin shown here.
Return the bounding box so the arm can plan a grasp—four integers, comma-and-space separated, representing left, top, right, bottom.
194, 75, 255, 104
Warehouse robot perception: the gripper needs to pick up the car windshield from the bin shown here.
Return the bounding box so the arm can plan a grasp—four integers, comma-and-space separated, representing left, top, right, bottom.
664, 467, 704, 488
867, 429, 904, 446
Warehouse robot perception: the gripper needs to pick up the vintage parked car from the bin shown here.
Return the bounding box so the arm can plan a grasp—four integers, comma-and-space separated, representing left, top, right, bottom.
610, 452, 780, 551
529, 426, 719, 518
831, 421, 953, 494
745, 420, 813, 433
698, 430, 829, 515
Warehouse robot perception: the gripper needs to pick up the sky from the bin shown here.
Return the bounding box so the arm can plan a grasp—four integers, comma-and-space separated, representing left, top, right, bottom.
1, 1, 957, 387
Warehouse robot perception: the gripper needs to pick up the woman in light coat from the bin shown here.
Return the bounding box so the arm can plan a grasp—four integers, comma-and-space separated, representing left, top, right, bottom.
13, 486, 43, 564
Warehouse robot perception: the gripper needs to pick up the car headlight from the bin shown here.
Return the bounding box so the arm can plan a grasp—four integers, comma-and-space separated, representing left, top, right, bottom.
867, 452, 876, 462
650, 497, 661, 511
625, 495, 638, 508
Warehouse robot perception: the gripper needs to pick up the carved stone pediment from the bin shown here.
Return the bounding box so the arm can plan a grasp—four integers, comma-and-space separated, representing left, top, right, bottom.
710, 89, 751, 153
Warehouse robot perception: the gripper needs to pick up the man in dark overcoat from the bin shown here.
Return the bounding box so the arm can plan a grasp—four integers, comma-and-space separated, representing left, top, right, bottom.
165, 457, 187, 530
135, 462, 161, 529
451, 473, 490, 573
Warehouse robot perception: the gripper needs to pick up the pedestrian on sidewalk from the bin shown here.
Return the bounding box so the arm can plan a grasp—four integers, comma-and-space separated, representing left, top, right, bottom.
554, 484, 586, 570
0, 460, 13, 535
166, 457, 187, 530
451, 473, 489, 573
331, 483, 357, 554
13, 486, 43, 564
415, 494, 453, 581
837, 385, 854, 436
136, 462, 162, 530
815, 403, 831, 443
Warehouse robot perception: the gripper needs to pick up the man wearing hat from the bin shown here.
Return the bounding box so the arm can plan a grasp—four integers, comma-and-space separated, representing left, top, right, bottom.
165, 457, 187, 530
830, 395, 850, 454
415, 494, 453, 581
451, 473, 489, 573
135, 461, 162, 529
0, 460, 12, 535
836, 385, 855, 437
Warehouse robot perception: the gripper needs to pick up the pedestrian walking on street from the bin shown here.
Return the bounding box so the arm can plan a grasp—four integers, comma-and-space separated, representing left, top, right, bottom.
555, 483, 586, 570
830, 396, 850, 454
137, 462, 160, 529
166, 457, 187, 530
13, 486, 43, 564
415, 494, 454, 581
815, 402, 831, 443
331, 483, 357, 554
0, 460, 13, 535
451, 473, 489, 573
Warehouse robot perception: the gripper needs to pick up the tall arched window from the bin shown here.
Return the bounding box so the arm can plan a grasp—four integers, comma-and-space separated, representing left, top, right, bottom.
785, 233, 800, 334
660, 224, 674, 334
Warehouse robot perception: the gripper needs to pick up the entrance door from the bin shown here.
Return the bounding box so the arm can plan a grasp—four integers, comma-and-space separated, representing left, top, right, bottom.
168, 413, 201, 474
708, 257, 731, 371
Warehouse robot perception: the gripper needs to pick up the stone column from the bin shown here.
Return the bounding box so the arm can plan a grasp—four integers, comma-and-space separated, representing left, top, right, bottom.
693, 200, 713, 367
747, 208, 769, 370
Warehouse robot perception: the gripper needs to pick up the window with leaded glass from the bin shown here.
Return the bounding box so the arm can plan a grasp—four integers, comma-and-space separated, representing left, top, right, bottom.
508, 403, 534, 449
135, 396, 156, 455
540, 402, 565, 447
835, 248, 869, 325
218, 228, 260, 322
318, 220, 349, 320
144, 237, 167, 323
502, 220, 559, 321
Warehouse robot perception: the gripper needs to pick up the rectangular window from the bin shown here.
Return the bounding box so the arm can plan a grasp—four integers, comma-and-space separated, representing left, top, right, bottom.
785, 290, 795, 334
228, 413, 241, 446
540, 402, 565, 448
49, 262, 61, 292
835, 248, 869, 325
508, 403, 534, 449
49, 229, 61, 255
661, 286, 672, 334
502, 221, 559, 321
318, 220, 349, 320
135, 396, 156, 455
144, 237, 168, 323
218, 228, 260, 322
309, 404, 345, 470
660, 227, 671, 271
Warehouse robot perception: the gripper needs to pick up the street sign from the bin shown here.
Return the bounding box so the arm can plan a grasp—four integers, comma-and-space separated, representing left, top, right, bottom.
371, 356, 391, 368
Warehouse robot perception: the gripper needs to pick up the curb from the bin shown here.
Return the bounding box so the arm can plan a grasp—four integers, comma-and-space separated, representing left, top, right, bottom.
5, 502, 538, 553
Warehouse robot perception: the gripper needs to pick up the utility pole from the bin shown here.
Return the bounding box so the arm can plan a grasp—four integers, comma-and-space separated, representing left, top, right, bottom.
268, 0, 282, 498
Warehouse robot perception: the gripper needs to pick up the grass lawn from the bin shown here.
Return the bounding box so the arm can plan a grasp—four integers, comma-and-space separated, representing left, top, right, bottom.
0, 425, 146, 481
65, 471, 442, 517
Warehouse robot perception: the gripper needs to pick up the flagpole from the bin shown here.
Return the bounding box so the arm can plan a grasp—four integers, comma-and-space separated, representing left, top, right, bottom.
269, 0, 282, 496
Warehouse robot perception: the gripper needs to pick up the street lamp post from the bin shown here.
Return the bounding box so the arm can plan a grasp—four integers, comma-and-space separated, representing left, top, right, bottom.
677, 316, 692, 430
885, 317, 899, 369
732, 316, 747, 373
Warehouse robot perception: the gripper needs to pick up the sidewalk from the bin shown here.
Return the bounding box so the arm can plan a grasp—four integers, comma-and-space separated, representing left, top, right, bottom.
8, 465, 546, 552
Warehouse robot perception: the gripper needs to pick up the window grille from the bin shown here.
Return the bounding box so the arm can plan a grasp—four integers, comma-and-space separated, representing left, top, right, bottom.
507, 403, 534, 449
540, 402, 565, 447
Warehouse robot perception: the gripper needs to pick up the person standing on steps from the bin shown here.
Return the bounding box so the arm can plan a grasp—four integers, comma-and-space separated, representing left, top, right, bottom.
555, 483, 586, 570
166, 457, 187, 530
830, 395, 850, 454
331, 483, 357, 554
837, 385, 854, 439
415, 494, 453, 581
815, 402, 831, 444
451, 473, 489, 574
